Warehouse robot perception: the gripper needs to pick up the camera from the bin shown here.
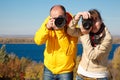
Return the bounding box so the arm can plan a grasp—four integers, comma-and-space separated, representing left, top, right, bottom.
82, 18, 93, 30
54, 16, 66, 28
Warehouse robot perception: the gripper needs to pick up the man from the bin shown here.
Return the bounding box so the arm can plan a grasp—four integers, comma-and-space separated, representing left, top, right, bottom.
34, 5, 78, 80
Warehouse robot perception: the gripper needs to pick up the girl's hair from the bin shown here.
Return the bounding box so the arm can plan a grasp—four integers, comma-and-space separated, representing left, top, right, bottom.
89, 9, 105, 35
89, 9, 102, 21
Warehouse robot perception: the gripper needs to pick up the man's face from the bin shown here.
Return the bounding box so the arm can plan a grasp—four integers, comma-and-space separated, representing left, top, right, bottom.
50, 6, 66, 29
50, 6, 65, 20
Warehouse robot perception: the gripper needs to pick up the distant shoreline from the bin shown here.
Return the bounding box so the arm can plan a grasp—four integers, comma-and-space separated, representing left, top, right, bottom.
0, 35, 120, 44
0, 37, 34, 44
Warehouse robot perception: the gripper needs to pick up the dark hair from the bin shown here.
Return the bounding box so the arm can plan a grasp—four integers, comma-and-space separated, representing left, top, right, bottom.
89, 9, 102, 21
88, 9, 106, 46
89, 9, 105, 35
50, 5, 66, 16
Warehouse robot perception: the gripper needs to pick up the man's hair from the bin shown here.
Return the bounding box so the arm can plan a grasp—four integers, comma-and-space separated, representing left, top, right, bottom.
50, 5, 66, 16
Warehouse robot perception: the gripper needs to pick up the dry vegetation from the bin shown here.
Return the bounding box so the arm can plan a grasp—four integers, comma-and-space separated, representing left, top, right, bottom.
0, 36, 120, 80
110, 46, 120, 80
0, 45, 44, 80
0, 44, 120, 80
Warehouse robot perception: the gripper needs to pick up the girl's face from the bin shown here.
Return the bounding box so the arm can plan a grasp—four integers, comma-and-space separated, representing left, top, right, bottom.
91, 17, 102, 33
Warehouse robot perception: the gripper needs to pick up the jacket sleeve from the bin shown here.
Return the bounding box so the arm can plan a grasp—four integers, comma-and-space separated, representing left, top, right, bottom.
80, 27, 113, 60
67, 16, 82, 37
34, 16, 50, 45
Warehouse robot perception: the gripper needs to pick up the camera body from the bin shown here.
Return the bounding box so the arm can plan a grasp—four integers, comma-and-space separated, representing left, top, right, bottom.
82, 18, 93, 30
54, 16, 66, 28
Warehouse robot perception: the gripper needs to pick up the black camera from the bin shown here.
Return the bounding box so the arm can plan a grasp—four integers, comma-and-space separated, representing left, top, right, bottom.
54, 16, 66, 28
82, 18, 93, 30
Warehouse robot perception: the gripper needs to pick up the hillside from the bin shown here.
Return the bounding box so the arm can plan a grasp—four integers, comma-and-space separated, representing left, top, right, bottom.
0, 35, 34, 44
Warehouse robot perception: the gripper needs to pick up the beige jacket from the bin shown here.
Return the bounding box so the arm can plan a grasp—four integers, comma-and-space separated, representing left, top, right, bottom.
67, 26, 112, 72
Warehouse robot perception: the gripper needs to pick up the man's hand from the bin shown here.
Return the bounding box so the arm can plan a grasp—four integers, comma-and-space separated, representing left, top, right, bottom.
46, 17, 54, 30
46, 17, 64, 30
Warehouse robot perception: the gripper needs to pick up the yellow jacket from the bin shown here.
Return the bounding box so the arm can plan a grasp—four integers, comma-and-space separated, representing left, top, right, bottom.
34, 16, 78, 74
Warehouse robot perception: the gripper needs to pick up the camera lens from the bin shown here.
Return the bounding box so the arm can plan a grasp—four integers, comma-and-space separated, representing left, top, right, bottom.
55, 16, 66, 28
82, 18, 93, 30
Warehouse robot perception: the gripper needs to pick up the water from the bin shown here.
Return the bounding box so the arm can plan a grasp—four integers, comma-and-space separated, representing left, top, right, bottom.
0, 44, 120, 62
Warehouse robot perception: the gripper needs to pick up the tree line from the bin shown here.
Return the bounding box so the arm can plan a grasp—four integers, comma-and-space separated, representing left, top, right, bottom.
0, 37, 120, 44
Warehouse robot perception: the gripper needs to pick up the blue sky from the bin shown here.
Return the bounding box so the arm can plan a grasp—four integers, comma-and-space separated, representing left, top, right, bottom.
0, 0, 120, 36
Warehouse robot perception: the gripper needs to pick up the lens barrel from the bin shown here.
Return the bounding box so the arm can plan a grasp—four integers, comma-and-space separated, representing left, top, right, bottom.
82, 18, 93, 30
55, 16, 66, 28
